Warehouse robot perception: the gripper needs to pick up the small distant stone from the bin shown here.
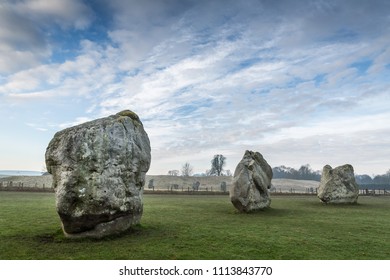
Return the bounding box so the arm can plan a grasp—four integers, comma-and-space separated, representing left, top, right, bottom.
192, 181, 200, 191
45, 110, 151, 238
220, 181, 227, 192
230, 150, 273, 212
317, 164, 359, 204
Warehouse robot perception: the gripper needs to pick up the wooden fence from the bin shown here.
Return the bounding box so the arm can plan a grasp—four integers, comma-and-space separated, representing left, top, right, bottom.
1, 180, 389, 195
0, 181, 54, 193
359, 188, 390, 195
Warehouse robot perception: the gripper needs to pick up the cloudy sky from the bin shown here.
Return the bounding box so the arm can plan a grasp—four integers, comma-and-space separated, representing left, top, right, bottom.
1, 0, 390, 176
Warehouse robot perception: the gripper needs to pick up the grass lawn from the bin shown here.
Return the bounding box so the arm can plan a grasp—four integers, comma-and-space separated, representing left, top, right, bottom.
0, 192, 389, 260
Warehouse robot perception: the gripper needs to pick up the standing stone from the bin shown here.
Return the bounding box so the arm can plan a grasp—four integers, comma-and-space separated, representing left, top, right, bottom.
192, 181, 200, 191
317, 164, 359, 204
230, 150, 273, 212
220, 181, 227, 192
45, 110, 151, 238
148, 179, 154, 189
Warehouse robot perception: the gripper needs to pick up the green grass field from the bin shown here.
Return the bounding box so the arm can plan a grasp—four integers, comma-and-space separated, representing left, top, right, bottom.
0, 192, 389, 260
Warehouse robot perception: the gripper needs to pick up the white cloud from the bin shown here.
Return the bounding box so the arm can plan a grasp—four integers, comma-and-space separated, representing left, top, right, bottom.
0, 40, 119, 101
0, 0, 93, 74
58, 117, 93, 130
1, 0, 390, 175
14, 0, 93, 29
25, 123, 48, 132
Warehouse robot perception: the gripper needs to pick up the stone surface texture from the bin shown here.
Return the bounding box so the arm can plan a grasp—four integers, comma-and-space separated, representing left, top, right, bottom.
230, 150, 273, 212
45, 110, 151, 238
317, 164, 359, 204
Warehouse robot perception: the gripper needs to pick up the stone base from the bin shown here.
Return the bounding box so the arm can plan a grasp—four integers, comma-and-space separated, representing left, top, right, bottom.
62, 214, 141, 239
231, 186, 271, 212
317, 164, 359, 205
318, 195, 358, 204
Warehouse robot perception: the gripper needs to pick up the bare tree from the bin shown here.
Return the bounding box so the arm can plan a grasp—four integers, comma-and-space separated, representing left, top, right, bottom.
168, 170, 179, 176
210, 154, 226, 176
181, 162, 193, 177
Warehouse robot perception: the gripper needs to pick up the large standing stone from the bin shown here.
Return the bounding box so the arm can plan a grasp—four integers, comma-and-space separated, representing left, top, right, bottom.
45, 110, 151, 238
230, 150, 273, 212
317, 164, 359, 204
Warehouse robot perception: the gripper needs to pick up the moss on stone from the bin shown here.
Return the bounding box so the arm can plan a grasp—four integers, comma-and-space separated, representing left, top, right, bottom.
117, 116, 127, 124
116, 110, 140, 122
116, 110, 143, 128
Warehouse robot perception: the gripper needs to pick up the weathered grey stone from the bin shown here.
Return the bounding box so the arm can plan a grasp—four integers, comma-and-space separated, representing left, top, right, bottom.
148, 179, 154, 189
317, 164, 359, 204
230, 150, 273, 212
45, 110, 151, 238
192, 181, 200, 191
220, 181, 227, 192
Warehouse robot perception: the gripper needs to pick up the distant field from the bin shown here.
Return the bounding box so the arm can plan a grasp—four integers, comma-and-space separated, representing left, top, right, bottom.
0, 192, 389, 260
0, 175, 320, 193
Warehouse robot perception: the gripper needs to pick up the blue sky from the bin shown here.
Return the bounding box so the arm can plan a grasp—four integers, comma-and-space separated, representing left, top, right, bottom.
1, 0, 390, 176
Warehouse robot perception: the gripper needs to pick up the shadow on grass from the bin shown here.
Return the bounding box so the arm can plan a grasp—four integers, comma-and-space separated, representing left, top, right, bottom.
231, 206, 296, 217
295, 197, 369, 208
316, 201, 371, 209
34, 224, 148, 244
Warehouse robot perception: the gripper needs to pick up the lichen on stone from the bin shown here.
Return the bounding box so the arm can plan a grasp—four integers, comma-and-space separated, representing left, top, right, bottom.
45, 109, 151, 238
230, 150, 272, 212
116, 110, 140, 122
317, 164, 359, 204
116, 110, 142, 126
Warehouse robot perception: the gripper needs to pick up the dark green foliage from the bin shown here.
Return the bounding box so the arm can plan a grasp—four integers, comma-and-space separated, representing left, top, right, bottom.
273, 164, 321, 181
210, 154, 226, 176
116, 110, 140, 122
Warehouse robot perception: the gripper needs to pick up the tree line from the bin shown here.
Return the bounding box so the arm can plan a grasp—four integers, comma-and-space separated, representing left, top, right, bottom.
273, 164, 390, 185
168, 154, 231, 177
355, 171, 390, 185
167, 155, 390, 186
272, 164, 321, 181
